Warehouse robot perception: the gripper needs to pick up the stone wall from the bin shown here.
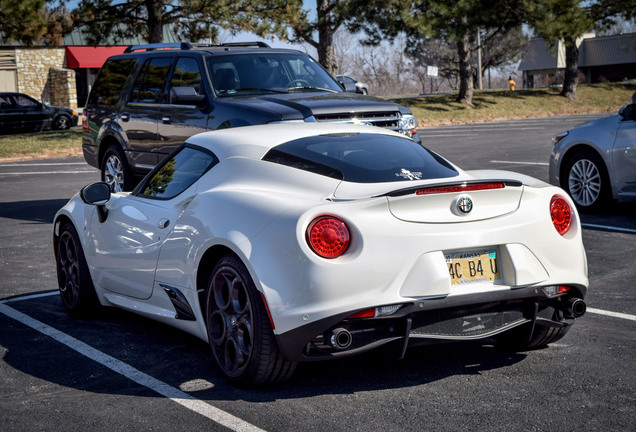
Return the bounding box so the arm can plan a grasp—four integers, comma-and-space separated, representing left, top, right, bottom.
14, 47, 78, 109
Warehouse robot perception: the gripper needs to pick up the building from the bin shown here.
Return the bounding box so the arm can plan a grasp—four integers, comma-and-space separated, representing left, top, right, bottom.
518, 32, 636, 88
0, 27, 176, 109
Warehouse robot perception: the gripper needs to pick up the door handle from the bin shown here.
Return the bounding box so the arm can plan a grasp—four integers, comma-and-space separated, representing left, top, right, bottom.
162, 116, 171, 124
120, 113, 130, 122
158, 218, 170, 229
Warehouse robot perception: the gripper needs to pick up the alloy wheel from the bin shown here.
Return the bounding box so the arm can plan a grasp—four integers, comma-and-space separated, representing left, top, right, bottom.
207, 266, 254, 378
568, 158, 601, 207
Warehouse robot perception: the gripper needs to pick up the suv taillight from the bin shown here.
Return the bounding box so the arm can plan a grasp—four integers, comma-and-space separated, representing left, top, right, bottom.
82, 108, 88, 132
306, 215, 350, 258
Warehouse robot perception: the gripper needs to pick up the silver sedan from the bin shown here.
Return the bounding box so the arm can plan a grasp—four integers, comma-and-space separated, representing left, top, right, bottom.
549, 95, 636, 211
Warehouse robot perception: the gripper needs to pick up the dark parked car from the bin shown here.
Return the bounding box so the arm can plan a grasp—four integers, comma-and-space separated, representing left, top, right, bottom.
83, 41, 419, 192
337, 75, 369, 95
0, 92, 78, 134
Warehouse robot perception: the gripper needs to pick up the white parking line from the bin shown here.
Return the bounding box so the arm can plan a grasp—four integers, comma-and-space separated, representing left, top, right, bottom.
0, 300, 265, 432
587, 308, 636, 322
489, 160, 549, 166
1, 162, 88, 167
581, 223, 636, 235
0, 170, 95, 175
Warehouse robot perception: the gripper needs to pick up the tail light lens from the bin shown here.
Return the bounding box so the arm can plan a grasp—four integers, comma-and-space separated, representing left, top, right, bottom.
306, 215, 350, 258
550, 195, 572, 235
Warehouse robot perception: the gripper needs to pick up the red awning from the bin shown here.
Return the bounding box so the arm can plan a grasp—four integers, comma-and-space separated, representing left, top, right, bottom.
65, 46, 127, 69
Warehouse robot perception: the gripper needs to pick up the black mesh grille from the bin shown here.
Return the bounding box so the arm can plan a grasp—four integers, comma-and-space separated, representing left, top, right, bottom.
313, 111, 400, 129
410, 302, 526, 338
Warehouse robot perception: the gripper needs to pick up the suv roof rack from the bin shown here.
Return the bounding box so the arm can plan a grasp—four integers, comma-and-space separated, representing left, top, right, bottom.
124, 42, 193, 53
190, 41, 271, 49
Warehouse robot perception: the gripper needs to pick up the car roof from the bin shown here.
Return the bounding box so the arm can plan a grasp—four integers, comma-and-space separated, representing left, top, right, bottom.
185, 123, 405, 162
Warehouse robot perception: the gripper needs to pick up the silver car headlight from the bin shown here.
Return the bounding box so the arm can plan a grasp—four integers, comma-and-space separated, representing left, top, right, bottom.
398, 114, 418, 137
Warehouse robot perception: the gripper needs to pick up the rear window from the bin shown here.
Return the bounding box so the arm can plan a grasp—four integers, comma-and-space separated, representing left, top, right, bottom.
88, 58, 136, 105
262, 133, 458, 183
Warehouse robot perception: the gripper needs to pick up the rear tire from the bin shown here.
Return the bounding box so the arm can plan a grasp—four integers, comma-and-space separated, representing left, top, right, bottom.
205, 255, 296, 386
56, 221, 99, 317
496, 313, 571, 350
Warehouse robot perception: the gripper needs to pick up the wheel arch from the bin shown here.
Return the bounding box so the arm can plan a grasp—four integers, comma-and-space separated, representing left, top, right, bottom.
97, 134, 126, 169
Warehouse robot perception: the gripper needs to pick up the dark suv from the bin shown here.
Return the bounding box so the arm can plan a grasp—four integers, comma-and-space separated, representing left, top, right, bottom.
82, 42, 420, 191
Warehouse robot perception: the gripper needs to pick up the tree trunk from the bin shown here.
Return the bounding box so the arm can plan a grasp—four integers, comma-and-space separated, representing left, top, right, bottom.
456, 33, 474, 106
561, 37, 579, 100
145, 0, 163, 43
316, 0, 338, 75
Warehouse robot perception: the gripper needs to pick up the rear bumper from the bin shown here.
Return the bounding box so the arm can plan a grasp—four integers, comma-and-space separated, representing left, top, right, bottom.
275, 284, 586, 362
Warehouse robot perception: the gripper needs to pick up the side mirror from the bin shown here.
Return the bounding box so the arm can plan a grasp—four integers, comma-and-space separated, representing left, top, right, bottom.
170, 87, 206, 106
80, 182, 111, 223
619, 104, 635, 121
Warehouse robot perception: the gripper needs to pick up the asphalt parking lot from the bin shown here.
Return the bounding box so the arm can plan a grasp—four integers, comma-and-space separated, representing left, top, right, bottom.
1, 115, 634, 431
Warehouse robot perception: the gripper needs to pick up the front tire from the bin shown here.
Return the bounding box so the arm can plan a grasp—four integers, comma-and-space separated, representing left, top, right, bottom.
56, 221, 99, 317
562, 150, 611, 212
101, 145, 133, 192
205, 255, 296, 386
53, 115, 70, 130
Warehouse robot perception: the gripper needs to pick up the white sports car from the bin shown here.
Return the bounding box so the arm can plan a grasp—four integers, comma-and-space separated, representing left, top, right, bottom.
54, 124, 588, 386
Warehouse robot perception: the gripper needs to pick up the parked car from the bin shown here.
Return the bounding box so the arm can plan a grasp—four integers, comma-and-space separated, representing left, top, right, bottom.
549, 95, 636, 211
337, 75, 369, 95
55, 123, 588, 387
83, 42, 417, 192
0, 92, 78, 134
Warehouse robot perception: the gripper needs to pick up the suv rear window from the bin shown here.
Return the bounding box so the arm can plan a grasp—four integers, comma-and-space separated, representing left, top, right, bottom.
88, 58, 136, 105
262, 133, 458, 183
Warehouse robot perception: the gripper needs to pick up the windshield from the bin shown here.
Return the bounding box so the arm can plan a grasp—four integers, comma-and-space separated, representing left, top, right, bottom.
262, 133, 458, 183
206, 52, 343, 96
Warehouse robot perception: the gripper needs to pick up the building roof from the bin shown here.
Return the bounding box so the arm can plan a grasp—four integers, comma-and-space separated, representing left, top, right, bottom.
519, 32, 636, 72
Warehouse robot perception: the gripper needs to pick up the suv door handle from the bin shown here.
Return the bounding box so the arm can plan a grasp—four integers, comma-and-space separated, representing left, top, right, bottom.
120, 113, 130, 122
162, 116, 171, 124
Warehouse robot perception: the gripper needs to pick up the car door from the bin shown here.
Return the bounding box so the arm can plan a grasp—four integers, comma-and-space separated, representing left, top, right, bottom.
157, 56, 209, 159
0, 93, 15, 133
612, 105, 636, 195
87, 145, 218, 299
121, 55, 174, 169
12, 93, 48, 131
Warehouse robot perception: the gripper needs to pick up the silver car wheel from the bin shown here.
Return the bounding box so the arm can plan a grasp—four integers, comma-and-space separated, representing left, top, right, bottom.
568, 158, 601, 207
104, 154, 124, 192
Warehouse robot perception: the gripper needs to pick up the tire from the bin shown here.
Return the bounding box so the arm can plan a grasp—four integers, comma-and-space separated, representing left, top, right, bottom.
205, 255, 296, 386
53, 115, 71, 130
101, 145, 133, 192
56, 221, 99, 317
562, 150, 611, 212
496, 313, 571, 351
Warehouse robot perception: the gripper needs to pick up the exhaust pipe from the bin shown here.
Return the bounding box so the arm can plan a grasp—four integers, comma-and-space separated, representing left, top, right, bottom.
329, 328, 352, 350
563, 298, 586, 319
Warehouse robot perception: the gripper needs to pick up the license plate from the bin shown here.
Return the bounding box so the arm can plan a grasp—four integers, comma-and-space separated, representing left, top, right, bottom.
445, 249, 500, 286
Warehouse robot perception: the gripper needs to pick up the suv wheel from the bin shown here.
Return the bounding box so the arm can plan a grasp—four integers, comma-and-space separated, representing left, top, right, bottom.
102, 145, 133, 192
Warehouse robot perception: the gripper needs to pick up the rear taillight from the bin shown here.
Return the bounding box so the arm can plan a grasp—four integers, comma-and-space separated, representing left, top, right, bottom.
82, 108, 88, 132
550, 195, 572, 235
306, 215, 350, 258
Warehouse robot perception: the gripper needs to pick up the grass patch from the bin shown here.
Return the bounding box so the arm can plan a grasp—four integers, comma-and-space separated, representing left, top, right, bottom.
0, 82, 634, 160
0, 129, 82, 160
393, 82, 636, 127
